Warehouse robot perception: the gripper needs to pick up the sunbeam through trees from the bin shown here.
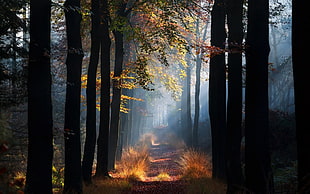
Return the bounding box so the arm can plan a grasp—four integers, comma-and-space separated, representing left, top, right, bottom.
0, 0, 305, 193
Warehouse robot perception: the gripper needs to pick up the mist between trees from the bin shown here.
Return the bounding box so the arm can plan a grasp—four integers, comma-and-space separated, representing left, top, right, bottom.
0, 0, 309, 193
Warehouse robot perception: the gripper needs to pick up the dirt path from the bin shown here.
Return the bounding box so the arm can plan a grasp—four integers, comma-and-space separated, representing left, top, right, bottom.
126, 144, 188, 193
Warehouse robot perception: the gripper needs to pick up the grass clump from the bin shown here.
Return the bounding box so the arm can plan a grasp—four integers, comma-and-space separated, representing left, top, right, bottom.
178, 148, 212, 179
179, 149, 227, 193
155, 172, 171, 181
115, 144, 150, 181
83, 178, 132, 194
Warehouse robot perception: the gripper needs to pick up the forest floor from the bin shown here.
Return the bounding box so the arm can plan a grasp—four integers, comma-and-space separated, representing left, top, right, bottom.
83, 140, 227, 194
125, 144, 188, 193
85, 143, 193, 194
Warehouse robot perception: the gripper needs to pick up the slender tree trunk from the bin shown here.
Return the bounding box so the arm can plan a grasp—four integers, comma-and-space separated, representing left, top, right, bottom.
181, 55, 192, 146
209, 0, 227, 181
109, 28, 124, 170
95, 0, 111, 177
226, 0, 244, 192
25, 0, 53, 193
193, 52, 201, 148
63, 0, 84, 193
82, 0, 100, 184
109, 2, 127, 170
244, 0, 273, 192
292, 1, 310, 193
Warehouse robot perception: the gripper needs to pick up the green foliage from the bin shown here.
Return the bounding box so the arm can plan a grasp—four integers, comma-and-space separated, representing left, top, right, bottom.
272, 160, 297, 193
269, 110, 297, 193
52, 166, 64, 189
0, 0, 27, 58
0, 113, 12, 144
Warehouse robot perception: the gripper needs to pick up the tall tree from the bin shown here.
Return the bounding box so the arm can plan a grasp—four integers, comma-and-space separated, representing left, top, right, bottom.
193, 17, 209, 148
109, 2, 127, 170
226, 0, 244, 192
95, 0, 111, 177
244, 0, 273, 192
181, 53, 192, 146
25, 0, 53, 193
292, 1, 310, 193
82, 0, 101, 183
209, 0, 227, 181
193, 19, 202, 148
63, 0, 84, 192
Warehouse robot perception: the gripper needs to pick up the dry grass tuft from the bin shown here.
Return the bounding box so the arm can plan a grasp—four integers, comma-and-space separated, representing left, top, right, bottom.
114, 144, 150, 181
178, 148, 212, 179
83, 178, 132, 194
155, 172, 171, 181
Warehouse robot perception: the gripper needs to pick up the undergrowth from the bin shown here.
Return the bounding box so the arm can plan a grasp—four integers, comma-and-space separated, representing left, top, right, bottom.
178, 148, 212, 179
114, 144, 150, 181
178, 148, 226, 193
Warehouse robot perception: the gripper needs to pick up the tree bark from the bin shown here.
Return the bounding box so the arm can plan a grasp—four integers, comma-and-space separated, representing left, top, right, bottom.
82, 0, 100, 184
181, 54, 192, 146
63, 0, 84, 192
244, 0, 273, 192
292, 1, 310, 193
95, 0, 111, 177
209, 0, 227, 181
25, 0, 53, 193
108, 2, 127, 170
109, 28, 124, 170
226, 0, 244, 192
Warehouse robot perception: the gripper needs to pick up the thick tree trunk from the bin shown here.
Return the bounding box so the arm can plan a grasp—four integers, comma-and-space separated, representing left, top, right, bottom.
244, 0, 273, 192
95, 0, 111, 177
226, 0, 244, 192
63, 0, 84, 193
292, 1, 310, 193
25, 0, 53, 193
82, 0, 100, 184
209, 0, 227, 181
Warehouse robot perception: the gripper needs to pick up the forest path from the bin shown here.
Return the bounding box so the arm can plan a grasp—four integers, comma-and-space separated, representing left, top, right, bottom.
126, 144, 188, 193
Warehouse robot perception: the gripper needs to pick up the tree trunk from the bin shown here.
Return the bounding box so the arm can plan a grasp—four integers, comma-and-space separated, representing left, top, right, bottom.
209, 0, 227, 181
181, 55, 192, 146
244, 0, 273, 192
226, 0, 244, 192
63, 0, 84, 193
193, 51, 201, 148
25, 0, 53, 193
82, 0, 100, 184
292, 1, 310, 193
109, 28, 124, 170
95, 0, 111, 177
108, 2, 127, 170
